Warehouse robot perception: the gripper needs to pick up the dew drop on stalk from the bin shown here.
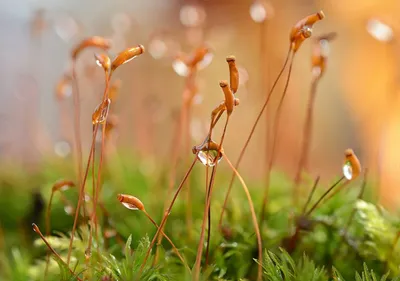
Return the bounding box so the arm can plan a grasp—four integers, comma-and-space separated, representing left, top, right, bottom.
197, 150, 223, 167
343, 161, 353, 180
92, 99, 111, 124
121, 202, 139, 210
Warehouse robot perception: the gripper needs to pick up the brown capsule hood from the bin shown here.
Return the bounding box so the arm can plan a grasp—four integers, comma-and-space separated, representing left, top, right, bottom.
71, 36, 111, 59
226, 56, 236, 62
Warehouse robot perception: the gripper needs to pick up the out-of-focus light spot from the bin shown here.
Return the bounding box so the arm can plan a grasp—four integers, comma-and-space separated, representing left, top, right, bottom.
149, 38, 167, 59
108, 34, 127, 57
111, 13, 131, 34
249, 1, 274, 23
366, 18, 393, 42
190, 118, 207, 143
238, 66, 249, 86
193, 94, 203, 105
197, 51, 213, 70
172, 58, 190, 77
319, 39, 330, 57
54, 15, 80, 42
54, 141, 71, 158
180, 5, 206, 27
186, 27, 204, 47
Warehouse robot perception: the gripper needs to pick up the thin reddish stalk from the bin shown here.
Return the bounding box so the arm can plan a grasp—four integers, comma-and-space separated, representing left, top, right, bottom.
142, 210, 191, 272
218, 47, 292, 230
67, 124, 100, 264
293, 76, 319, 205
222, 152, 262, 281
136, 157, 197, 279
305, 176, 345, 216
33, 224, 83, 281
193, 165, 218, 281
155, 70, 196, 263
44, 192, 55, 277
260, 53, 295, 225
204, 115, 231, 266
71, 60, 83, 205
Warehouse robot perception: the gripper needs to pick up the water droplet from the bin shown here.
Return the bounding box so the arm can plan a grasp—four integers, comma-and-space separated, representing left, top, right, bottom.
121, 202, 139, 210
54, 141, 71, 158
343, 161, 353, 180
64, 205, 74, 215
197, 150, 223, 167
84, 195, 91, 202
172, 58, 189, 77
179, 5, 206, 27
92, 99, 111, 125
302, 26, 313, 38
84, 248, 91, 260
366, 18, 393, 42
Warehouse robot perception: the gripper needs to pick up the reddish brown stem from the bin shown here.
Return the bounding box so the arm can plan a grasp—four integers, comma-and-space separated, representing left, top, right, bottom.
222, 152, 262, 281
305, 176, 345, 216
218, 47, 292, 231
44, 192, 55, 277
71, 60, 83, 205
293, 76, 319, 204
137, 157, 197, 280
205, 114, 231, 266
260, 52, 295, 225
33, 223, 83, 281
67, 124, 99, 265
193, 165, 218, 281
143, 210, 191, 272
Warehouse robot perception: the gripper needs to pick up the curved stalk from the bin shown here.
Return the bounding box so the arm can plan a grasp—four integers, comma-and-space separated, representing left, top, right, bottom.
222, 152, 262, 281
293, 76, 320, 204
142, 210, 191, 272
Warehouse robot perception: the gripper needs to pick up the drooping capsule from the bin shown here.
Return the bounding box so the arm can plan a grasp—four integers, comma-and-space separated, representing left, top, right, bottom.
117, 194, 145, 211
290, 11, 325, 52
52, 180, 75, 192
94, 53, 111, 72
226, 56, 239, 93
342, 148, 361, 180
71, 36, 111, 59
192, 138, 223, 167
220, 80, 234, 115
110, 45, 145, 72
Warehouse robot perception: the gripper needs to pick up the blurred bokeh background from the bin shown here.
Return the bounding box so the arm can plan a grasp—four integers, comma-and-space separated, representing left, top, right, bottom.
0, 0, 399, 208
